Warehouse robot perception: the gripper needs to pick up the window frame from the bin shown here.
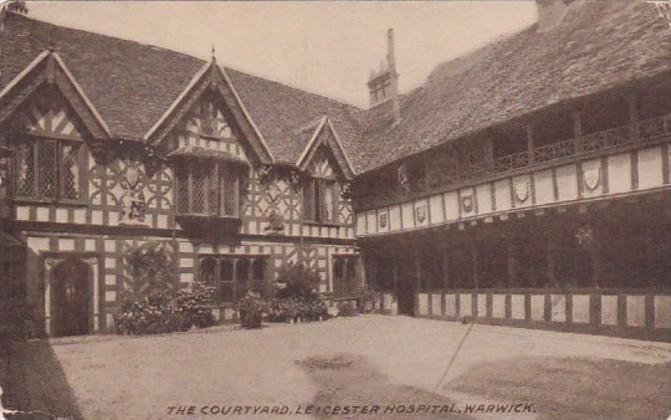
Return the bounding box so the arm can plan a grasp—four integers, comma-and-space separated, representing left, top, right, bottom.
302, 176, 338, 225
12, 134, 86, 204
175, 160, 240, 218
197, 255, 269, 304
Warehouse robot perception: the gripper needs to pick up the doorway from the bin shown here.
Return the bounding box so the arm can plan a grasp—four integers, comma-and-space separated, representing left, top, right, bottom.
52, 258, 92, 337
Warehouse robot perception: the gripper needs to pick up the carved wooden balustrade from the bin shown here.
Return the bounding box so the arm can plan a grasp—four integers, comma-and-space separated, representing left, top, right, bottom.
356, 113, 671, 210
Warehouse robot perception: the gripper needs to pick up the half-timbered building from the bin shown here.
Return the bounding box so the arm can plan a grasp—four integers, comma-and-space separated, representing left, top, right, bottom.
1, 0, 670, 340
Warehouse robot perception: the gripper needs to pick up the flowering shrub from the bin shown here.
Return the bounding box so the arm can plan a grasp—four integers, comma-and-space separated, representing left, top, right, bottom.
172, 281, 216, 329
116, 291, 186, 335
238, 292, 267, 329
266, 297, 329, 323
337, 301, 357, 317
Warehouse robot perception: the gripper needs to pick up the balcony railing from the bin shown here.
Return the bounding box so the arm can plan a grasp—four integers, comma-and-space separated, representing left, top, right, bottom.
359, 113, 671, 210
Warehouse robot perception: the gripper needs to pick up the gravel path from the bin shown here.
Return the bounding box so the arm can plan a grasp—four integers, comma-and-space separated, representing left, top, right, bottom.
3, 315, 670, 419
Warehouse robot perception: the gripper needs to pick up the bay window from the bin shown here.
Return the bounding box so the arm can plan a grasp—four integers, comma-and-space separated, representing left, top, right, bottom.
14, 137, 83, 202
303, 177, 337, 223
198, 255, 268, 304
175, 161, 239, 217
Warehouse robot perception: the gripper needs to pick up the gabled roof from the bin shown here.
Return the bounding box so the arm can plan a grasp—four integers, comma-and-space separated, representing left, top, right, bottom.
1, 1, 669, 175
0, 13, 363, 167
296, 116, 355, 180
358, 0, 671, 172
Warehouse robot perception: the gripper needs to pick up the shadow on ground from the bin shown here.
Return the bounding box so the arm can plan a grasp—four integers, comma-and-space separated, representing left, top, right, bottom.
445, 356, 671, 420
297, 353, 475, 420
3, 340, 83, 420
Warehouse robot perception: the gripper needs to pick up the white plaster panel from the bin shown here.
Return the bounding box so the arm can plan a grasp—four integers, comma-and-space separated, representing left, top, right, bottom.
556, 164, 578, 202
105, 291, 116, 302
492, 294, 506, 318
27, 237, 50, 252
58, 239, 75, 251
104, 258, 116, 269
572, 294, 590, 323
106, 313, 115, 329
104, 240, 116, 253
531, 295, 545, 321
626, 295, 646, 327
459, 294, 472, 317
431, 294, 442, 316
366, 211, 377, 234
581, 159, 603, 198
179, 258, 194, 268
638, 146, 663, 189
55, 208, 68, 223
84, 239, 96, 252
459, 188, 476, 217
180, 272, 194, 284
429, 194, 444, 225
418, 293, 429, 316
533, 170, 554, 205
445, 294, 456, 317
356, 213, 366, 235
550, 294, 566, 322
494, 179, 511, 211
414, 199, 429, 227
476, 184, 492, 215
377, 209, 389, 233
608, 153, 632, 194
105, 274, 116, 286
91, 210, 103, 225
74, 209, 86, 224
601, 295, 618, 326
511, 294, 525, 320
477, 294, 487, 318
179, 241, 194, 253
36, 207, 49, 221
157, 215, 168, 229
654, 296, 671, 329
443, 192, 459, 221
16, 206, 30, 221
401, 202, 414, 229
389, 205, 401, 231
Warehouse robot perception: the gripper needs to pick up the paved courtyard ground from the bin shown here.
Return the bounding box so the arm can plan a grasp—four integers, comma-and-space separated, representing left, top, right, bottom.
2, 315, 670, 420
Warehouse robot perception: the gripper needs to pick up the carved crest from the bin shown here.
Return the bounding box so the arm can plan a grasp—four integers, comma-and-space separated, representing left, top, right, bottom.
583, 167, 601, 191
397, 163, 410, 193
415, 205, 427, 224
461, 193, 474, 213
378, 212, 388, 229
513, 178, 530, 203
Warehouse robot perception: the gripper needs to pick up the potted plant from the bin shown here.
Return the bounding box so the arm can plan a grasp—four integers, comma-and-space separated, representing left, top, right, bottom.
238, 292, 266, 329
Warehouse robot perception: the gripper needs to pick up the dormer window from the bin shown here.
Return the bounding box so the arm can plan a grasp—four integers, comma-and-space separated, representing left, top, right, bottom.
14, 136, 84, 203
302, 177, 337, 224
175, 161, 239, 217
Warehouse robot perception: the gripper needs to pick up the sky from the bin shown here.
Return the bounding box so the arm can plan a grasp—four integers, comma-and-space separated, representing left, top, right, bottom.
27, 1, 537, 108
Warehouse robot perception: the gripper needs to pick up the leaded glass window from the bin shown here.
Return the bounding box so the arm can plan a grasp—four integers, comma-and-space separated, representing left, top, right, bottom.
13, 137, 83, 202
175, 161, 239, 217
302, 177, 337, 223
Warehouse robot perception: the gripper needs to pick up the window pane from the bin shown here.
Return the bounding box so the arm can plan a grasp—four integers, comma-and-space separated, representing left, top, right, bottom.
191, 164, 207, 214
235, 258, 250, 299
219, 259, 234, 303
220, 283, 234, 303
206, 164, 219, 215
322, 180, 335, 222
303, 178, 315, 221
175, 166, 189, 214
61, 144, 80, 199
222, 167, 238, 216
199, 257, 217, 285
252, 259, 266, 297
15, 143, 35, 197
37, 141, 58, 198
220, 259, 234, 282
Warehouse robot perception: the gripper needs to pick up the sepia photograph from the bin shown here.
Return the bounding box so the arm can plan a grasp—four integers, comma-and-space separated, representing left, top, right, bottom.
0, 0, 670, 418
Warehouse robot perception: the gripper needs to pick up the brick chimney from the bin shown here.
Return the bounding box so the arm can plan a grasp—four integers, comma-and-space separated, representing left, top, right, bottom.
368, 29, 401, 123
536, 0, 574, 33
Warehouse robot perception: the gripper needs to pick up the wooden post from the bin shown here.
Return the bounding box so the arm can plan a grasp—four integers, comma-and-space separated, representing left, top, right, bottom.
628, 92, 639, 141
392, 250, 399, 295
526, 124, 535, 164
415, 240, 422, 291
546, 233, 556, 287
591, 223, 602, 288
507, 238, 516, 288
471, 233, 479, 290
442, 237, 450, 291
572, 110, 583, 152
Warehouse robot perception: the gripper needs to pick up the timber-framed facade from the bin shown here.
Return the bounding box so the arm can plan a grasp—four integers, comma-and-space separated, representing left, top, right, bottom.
1, 0, 670, 341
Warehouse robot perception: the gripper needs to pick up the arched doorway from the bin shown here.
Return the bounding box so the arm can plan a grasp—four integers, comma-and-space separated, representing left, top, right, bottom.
51, 258, 92, 337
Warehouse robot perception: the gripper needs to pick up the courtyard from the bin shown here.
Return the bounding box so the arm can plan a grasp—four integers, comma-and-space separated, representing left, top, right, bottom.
2, 315, 671, 420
